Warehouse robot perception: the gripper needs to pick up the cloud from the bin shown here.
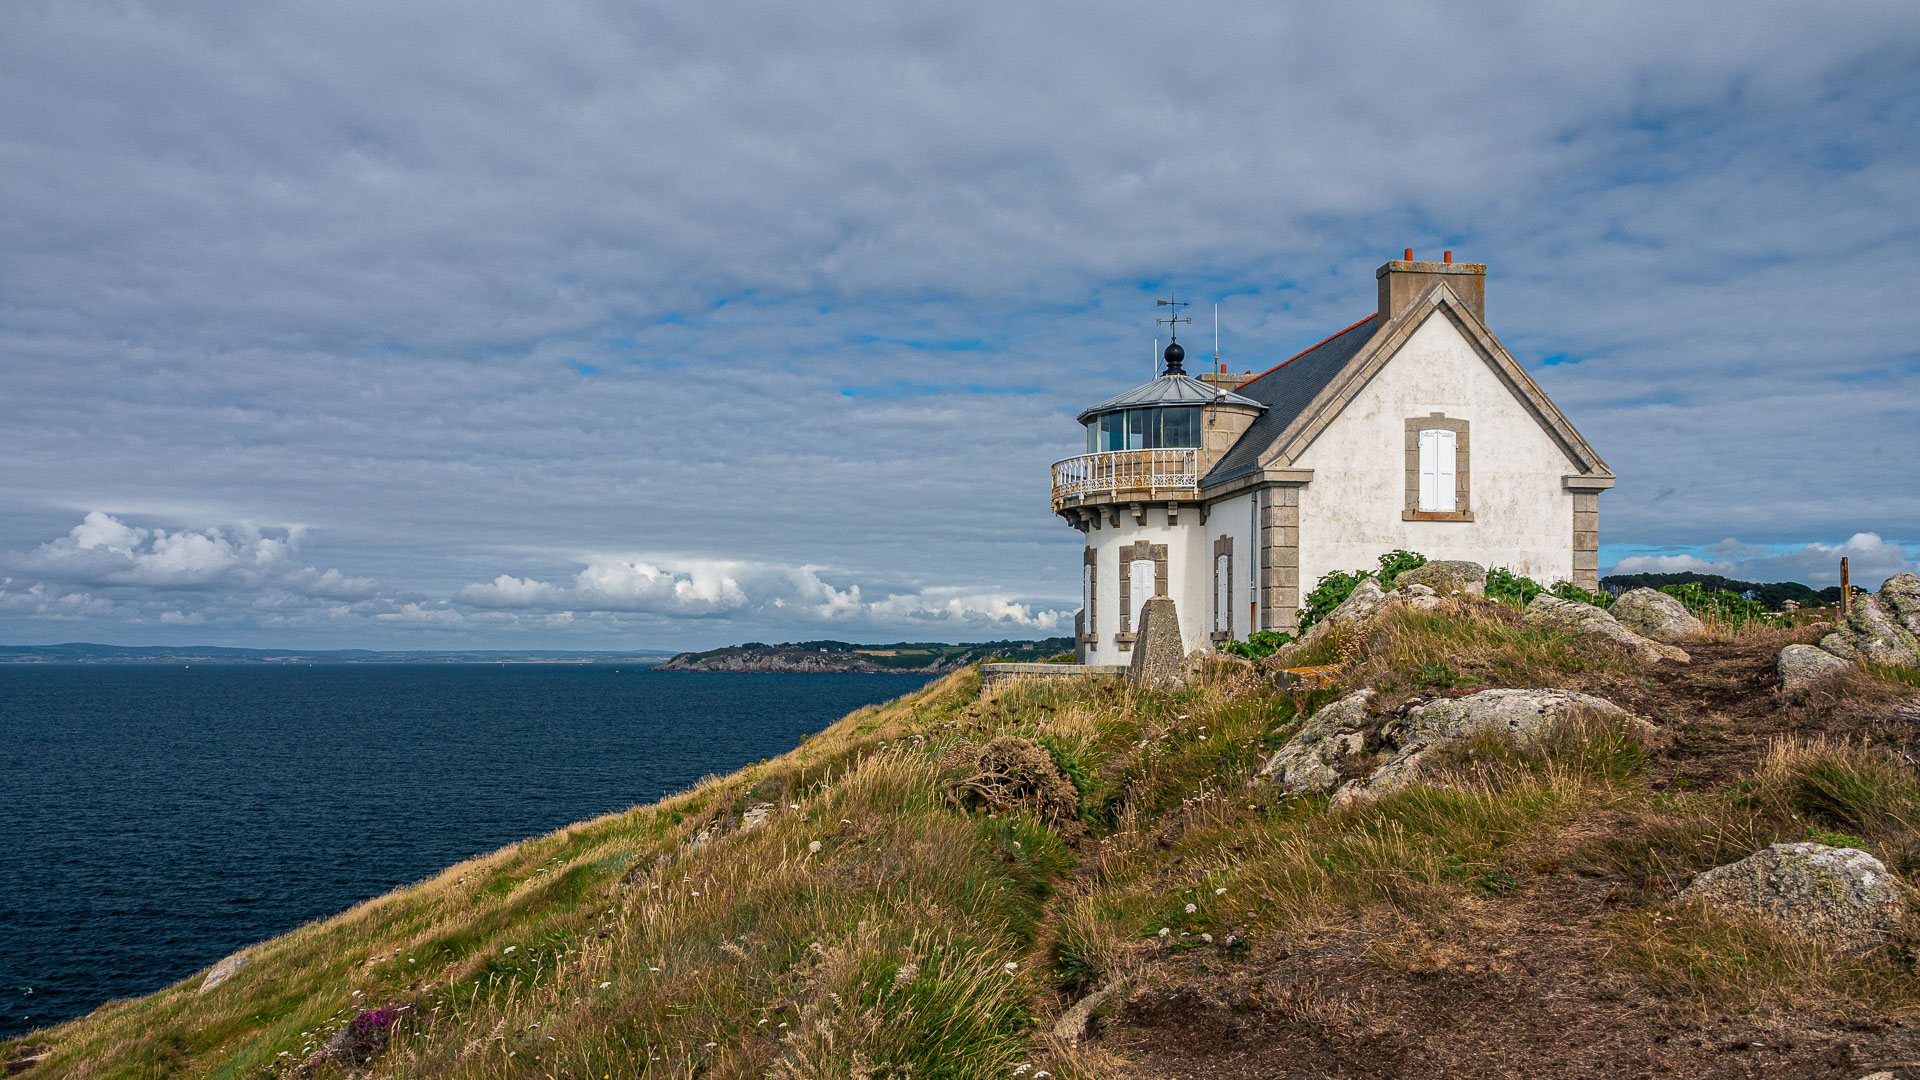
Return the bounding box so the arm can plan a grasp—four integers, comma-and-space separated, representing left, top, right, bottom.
17, 511, 377, 597
1609, 533, 1919, 588
0, 3, 1917, 647
457, 554, 1066, 631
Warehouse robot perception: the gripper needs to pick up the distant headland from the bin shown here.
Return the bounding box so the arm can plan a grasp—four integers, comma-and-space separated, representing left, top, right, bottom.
658, 637, 1074, 673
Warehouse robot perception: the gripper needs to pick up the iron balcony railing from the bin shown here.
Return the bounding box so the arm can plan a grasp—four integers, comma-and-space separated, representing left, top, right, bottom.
1051, 448, 1201, 510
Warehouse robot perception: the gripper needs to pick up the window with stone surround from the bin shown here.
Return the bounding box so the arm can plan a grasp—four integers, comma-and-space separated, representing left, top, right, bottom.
1080, 548, 1097, 643
1404, 413, 1473, 522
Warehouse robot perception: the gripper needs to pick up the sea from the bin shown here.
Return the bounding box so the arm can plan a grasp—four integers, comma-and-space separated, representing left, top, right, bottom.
0, 664, 932, 1038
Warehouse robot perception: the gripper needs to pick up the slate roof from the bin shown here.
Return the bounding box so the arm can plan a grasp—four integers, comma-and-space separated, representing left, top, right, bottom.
1075, 373, 1264, 424
1202, 314, 1381, 485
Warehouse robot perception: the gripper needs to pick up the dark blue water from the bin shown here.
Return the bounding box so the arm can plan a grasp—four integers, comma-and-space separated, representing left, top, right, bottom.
0, 665, 929, 1037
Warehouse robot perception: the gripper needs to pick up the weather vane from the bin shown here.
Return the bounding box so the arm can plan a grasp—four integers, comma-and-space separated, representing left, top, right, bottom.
1155, 292, 1191, 342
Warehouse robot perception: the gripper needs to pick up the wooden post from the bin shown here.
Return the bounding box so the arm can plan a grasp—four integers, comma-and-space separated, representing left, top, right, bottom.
1841, 556, 1851, 618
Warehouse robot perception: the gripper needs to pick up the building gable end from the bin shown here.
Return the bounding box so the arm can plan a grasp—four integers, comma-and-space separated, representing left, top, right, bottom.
1253, 281, 1612, 480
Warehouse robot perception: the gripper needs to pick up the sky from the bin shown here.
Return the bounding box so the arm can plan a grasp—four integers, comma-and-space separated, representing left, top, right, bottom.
2, 1, 1917, 650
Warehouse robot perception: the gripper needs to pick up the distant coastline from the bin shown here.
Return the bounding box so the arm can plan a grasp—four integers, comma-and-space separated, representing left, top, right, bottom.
658, 637, 1074, 673
0, 643, 676, 665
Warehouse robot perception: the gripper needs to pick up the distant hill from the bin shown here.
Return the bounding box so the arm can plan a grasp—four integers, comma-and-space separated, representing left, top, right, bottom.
658, 637, 1074, 673
0, 643, 676, 665
1600, 571, 1831, 609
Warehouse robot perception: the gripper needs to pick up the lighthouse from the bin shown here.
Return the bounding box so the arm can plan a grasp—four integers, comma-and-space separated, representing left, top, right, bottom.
1055, 303, 1265, 663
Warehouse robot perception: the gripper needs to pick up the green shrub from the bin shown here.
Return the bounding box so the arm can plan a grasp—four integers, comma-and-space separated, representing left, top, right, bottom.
1299, 569, 1371, 631
1299, 551, 1429, 631
1376, 549, 1427, 588
1485, 567, 1545, 607
1549, 580, 1613, 608
1222, 629, 1296, 660
1660, 581, 1770, 626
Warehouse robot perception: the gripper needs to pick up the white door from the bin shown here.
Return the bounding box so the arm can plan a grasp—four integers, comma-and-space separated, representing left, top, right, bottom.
1129, 559, 1154, 630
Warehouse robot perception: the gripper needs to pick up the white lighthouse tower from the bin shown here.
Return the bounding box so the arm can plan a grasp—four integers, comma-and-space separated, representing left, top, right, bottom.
1056, 301, 1264, 663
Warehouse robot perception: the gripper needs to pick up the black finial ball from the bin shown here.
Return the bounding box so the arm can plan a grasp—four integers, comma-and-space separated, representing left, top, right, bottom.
1162, 340, 1186, 374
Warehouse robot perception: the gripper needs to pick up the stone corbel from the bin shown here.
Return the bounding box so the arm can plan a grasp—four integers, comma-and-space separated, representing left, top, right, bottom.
1198, 502, 1209, 525
1166, 501, 1179, 524
1105, 506, 1121, 528
1129, 502, 1146, 525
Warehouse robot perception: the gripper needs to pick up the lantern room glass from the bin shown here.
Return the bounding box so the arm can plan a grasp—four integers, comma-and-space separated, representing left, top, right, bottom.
1083, 406, 1203, 453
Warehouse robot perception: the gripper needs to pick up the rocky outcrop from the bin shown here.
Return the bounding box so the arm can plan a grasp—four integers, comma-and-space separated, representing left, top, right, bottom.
1129, 596, 1185, 688
1681, 842, 1906, 951
1525, 594, 1690, 664
1393, 560, 1486, 598
1778, 643, 1851, 696
1256, 690, 1375, 794
1294, 579, 1388, 648
1259, 688, 1648, 807
199, 951, 251, 994
1330, 689, 1645, 808
1819, 573, 1920, 668
1610, 588, 1706, 643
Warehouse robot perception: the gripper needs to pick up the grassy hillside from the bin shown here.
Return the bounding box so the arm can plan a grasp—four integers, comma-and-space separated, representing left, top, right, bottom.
10, 600, 1920, 1078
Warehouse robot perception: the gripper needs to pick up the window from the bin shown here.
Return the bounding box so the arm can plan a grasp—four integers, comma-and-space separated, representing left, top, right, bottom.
1085, 407, 1204, 453
1159, 407, 1201, 448
1404, 414, 1473, 521
1418, 428, 1457, 511
1081, 549, 1097, 641
1212, 536, 1234, 639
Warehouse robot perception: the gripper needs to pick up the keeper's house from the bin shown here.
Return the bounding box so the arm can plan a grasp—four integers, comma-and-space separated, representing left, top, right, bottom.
1057, 252, 1614, 663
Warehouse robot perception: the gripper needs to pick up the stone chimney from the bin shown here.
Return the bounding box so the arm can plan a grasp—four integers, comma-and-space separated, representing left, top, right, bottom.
1377, 249, 1486, 324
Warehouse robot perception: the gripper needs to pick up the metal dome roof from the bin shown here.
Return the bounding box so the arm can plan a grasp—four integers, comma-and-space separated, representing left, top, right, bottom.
1075, 373, 1264, 424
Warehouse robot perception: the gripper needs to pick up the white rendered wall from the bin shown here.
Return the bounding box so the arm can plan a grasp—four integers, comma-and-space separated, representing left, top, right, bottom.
1079, 507, 1210, 664
1292, 313, 1578, 591
1203, 492, 1257, 643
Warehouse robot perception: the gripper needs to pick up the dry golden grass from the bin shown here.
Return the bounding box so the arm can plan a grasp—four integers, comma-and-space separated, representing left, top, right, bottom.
15, 603, 1920, 1079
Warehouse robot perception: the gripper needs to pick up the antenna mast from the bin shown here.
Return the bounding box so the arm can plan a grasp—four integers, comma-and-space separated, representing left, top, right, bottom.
1214, 303, 1220, 372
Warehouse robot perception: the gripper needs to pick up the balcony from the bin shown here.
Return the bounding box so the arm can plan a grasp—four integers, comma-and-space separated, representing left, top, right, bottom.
1051, 448, 1201, 513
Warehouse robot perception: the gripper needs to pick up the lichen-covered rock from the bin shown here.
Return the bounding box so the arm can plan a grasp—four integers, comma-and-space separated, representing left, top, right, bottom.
1525, 594, 1690, 664
1820, 577, 1920, 667
1778, 643, 1851, 695
1392, 583, 1445, 610
1330, 689, 1644, 808
1256, 690, 1375, 795
199, 951, 250, 994
1393, 560, 1486, 598
1295, 578, 1388, 648
1610, 587, 1707, 643
1680, 842, 1906, 951
1880, 573, 1920, 636
1129, 596, 1186, 688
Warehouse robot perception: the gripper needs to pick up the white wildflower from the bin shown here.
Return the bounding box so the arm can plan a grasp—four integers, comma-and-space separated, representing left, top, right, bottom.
1158, 927, 1170, 938
1185, 903, 1197, 913
1003, 961, 1019, 974
808, 841, 822, 853
1215, 887, 1227, 895
599, 981, 612, 989
504, 946, 517, 954
1201, 933, 1214, 943
790, 804, 800, 810
894, 963, 919, 985
1011, 840, 1021, 850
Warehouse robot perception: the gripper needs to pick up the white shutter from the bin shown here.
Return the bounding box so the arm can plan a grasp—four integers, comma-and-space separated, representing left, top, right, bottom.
1418, 429, 1440, 510
1083, 564, 1095, 629
1129, 559, 1154, 629
1434, 429, 1457, 511
1215, 554, 1231, 632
